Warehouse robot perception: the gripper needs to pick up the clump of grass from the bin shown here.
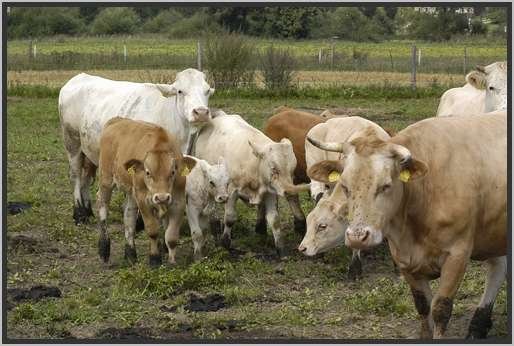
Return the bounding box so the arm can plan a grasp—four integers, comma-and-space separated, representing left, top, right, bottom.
7, 82, 60, 98
345, 277, 413, 317
260, 46, 297, 91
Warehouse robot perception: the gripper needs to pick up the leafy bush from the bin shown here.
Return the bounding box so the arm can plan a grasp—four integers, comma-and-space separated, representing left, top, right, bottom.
142, 9, 184, 33
90, 7, 140, 35
167, 11, 224, 38
7, 7, 85, 38
204, 32, 255, 89
260, 46, 297, 90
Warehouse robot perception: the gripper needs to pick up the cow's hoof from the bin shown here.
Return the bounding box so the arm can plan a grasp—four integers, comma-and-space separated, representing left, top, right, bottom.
124, 244, 137, 264
135, 213, 145, 232
466, 306, 492, 339
98, 235, 111, 263
73, 205, 91, 225
221, 234, 231, 250
276, 248, 288, 259
348, 258, 363, 281
149, 254, 162, 268
293, 218, 306, 235
255, 220, 267, 235
209, 219, 223, 236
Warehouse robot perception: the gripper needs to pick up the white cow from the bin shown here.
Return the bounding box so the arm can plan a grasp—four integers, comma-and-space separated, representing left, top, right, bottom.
184, 156, 231, 261
194, 110, 310, 256
436, 61, 507, 117
303, 117, 390, 279
59, 68, 214, 224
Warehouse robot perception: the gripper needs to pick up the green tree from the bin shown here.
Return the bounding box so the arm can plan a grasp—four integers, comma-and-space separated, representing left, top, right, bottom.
90, 7, 140, 35
8, 7, 85, 38
142, 9, 184, 33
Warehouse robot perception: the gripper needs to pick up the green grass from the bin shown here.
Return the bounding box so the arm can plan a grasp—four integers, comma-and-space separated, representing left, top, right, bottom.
6, 93, 508, 340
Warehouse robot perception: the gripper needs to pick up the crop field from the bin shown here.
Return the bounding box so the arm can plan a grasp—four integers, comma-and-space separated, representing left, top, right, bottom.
7, 35, 507, 73
5, 87, 508, 340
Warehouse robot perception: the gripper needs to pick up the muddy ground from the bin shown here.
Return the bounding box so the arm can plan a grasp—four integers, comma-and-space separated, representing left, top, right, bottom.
5, 94, 508, 341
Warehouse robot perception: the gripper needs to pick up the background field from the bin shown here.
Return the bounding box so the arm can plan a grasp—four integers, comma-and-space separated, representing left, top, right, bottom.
5, 88, 508, 340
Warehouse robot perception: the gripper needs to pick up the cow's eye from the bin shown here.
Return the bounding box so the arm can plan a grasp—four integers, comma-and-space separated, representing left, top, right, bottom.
178, 90, 183, 94
341, 185, 350, 197
317, 223, 327, 232
145, 170, 150, 176
209, 181, 215, 187
489, 86, 495, 91
377, 184, 391, 195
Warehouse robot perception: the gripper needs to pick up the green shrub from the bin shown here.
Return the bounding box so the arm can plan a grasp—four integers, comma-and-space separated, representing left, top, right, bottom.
167, 11, 224, 39
260, 46, 297, 90
204, 32, 255, 89
90, 7, 140, 35
142, 9, 184, 33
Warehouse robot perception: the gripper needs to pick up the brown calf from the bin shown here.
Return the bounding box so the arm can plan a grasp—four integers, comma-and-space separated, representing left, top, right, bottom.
97, 117, 196, 267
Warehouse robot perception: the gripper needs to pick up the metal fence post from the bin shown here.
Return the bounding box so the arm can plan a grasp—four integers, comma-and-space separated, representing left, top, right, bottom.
197, 41, 202, 71
411, 44, 417, 90
123, 45, 127, 64
331, 42, 335, 70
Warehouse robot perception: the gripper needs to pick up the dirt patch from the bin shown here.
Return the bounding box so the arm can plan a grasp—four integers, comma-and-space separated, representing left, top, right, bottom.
185, 293, 226, 312
96, 327, 154, 340
7, 202, 32, 215
8, 285, 62, 302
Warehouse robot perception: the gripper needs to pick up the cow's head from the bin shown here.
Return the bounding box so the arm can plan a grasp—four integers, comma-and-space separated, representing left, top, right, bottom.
466, 61, 507, 112
298, 187, 348, 256
154, 68, 215, 124
125, 151, 196, 213
248, 138, 310, 197
185, 155, 231, 203
307, 127, 428, 250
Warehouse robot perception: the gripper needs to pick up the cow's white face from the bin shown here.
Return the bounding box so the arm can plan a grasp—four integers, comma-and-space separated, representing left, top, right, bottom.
155, 68, 215, 124
298, 191, 348, 256
306, 128, 428, 251
249, 138, 298, 197
466, 61, 507, 112
204, 157, 231, 203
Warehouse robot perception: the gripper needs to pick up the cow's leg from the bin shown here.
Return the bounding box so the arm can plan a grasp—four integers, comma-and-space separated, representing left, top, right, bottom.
403, 272, 433, 338
264, 193, 285, 258
255, 200, 267, 235
123, 194, 138, 264
68, 151, 91, 225
285, 193, 306, 235
165, 198, 186, 265
186, 202, 205, 261
221, 191, 238, 249
467, 256, 506, 339
138, 206, 162, 268
431, 252, 469, 339
80, 156, 97, 219
96, 181, 113, 263
348, 250, 363, 280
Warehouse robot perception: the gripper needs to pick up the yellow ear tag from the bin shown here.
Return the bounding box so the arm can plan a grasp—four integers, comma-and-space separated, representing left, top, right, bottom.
127, 167, 135, 176
181, 166, 190, 177
399, 169, 411, 183
328, 171, 340, 183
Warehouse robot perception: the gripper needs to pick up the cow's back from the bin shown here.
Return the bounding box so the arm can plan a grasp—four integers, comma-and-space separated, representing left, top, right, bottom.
264, 109, 326, 183
436, 83, 486, 117
392, 112, 506, 259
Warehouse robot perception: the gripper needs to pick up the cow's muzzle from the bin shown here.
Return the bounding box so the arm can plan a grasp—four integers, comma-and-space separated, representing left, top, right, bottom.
191, 107, 211, 123
152, 193, 172, 205
345, 226, 378, 250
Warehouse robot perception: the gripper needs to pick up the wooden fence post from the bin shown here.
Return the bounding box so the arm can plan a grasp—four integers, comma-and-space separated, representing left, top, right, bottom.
411, 44, 417, 90
331, 42, 335, 70
389, 49, 394, 71
197, 41, 202, 71
463, 47, 468, 76
318, 48, 322, 65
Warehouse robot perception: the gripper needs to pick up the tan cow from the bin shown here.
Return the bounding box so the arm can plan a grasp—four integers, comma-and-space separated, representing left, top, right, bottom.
97, 117, 196, 267
301, 117, 390, 279
307, 111, 506, 339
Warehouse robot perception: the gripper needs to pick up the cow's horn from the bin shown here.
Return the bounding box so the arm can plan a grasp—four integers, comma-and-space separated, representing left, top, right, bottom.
475, 65, 486, 73
307, 136, 345, 153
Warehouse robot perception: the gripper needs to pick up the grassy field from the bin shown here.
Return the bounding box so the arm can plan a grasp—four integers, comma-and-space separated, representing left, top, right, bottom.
7, 69, 467, 89
7, 35, 507, 73
5, 90, 508, 340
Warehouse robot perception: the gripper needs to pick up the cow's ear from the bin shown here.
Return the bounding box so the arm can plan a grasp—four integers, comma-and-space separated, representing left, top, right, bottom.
280, 138, 292, 146
207, 88, 215, 96
124, 159, 144, 172
398, 157, 428, 182
307, 160, 344, 184
155, 84, 178, 97
181, 156, 197, 176
466, 71, 486, 90
248, 140, 264, 159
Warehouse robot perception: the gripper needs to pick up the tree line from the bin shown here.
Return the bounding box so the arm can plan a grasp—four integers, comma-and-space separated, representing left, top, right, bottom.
7, 6, 507, 42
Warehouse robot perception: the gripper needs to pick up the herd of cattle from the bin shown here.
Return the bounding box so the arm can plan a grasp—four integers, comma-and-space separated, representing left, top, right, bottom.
57, 61, 507, 339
